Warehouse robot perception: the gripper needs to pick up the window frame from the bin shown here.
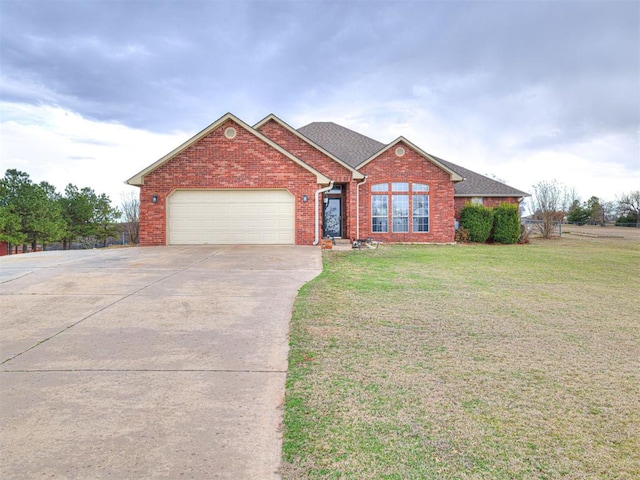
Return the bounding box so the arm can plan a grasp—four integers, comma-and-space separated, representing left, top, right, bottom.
392, 194, 409, 232
371, 194, 388, 233
412, 194, 429, 233
370, 182, 430, 235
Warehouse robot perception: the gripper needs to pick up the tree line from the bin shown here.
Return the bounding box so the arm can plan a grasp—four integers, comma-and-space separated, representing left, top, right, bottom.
0, 169, 139, 253
529, 180, 640, 238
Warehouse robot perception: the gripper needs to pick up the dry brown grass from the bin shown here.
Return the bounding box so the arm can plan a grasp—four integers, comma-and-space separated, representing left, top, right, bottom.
563, 224, 640, 240
282, 234, 640, 479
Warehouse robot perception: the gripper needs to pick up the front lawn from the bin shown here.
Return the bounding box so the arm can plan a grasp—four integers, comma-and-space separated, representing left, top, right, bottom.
281, 235, 640, 479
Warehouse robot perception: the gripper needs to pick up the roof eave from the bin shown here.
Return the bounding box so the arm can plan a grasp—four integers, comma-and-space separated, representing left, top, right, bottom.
356, 137, 464, 182
455, 193, 531, 198
254, 114, 365, 180
126, 112, 331, 186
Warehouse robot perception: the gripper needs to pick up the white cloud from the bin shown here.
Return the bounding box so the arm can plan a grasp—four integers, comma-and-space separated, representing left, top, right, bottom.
0, 102, 190, 205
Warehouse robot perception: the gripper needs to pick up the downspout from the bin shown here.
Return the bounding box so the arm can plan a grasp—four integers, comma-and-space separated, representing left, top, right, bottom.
313, 181, 334, 245
356, 176, 368, 240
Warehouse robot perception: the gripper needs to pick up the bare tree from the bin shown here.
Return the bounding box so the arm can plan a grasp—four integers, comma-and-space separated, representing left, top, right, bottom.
617, 190, 640, 227
530, 180, 568, 238
120, 191, 140, 244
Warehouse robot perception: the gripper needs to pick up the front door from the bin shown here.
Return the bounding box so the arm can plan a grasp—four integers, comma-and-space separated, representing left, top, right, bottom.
324, 198, 342, 237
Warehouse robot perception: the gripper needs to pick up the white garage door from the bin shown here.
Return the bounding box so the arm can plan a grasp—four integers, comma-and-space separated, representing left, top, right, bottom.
168, 190, 295, 244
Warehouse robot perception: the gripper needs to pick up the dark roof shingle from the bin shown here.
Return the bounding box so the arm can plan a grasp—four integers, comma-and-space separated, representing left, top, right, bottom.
297, 121, 529, 198
433, 156, 529, 197
297, 122, 385, 168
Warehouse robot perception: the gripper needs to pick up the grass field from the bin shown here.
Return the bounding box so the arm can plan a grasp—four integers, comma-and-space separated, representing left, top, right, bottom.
281, 230, 640, 479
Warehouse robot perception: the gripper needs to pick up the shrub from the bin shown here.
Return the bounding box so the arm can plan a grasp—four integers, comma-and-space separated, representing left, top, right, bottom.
455, 226, 470, 243
492, 203, 521, 244
460, 204, 494, 243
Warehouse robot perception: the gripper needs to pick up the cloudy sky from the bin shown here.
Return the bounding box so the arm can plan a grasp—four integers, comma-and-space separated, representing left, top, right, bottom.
1, 0, 638, 208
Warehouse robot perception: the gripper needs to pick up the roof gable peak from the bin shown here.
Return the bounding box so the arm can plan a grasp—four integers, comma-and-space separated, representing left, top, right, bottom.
126, 112, 330, 186
254, 115, 364, 179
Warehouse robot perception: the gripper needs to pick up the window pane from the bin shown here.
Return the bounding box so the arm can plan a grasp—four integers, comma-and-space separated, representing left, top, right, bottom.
392, 195, 409, 232
413, 216, 429, 232
413, 194, 429, 232
471, 197, 483, 205
372, 195, 387, 216
393, 217, 409, 232
371, 195, 388, 233
372, 217, 388, 233
392, 182, 409, 192
412, 183, 429, 192
413, 194, 428, 216
372, 183, 388, 192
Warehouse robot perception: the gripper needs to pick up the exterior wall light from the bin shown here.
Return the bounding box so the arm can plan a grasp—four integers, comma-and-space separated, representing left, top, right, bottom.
152, 195, 158, 203
302, 195, 308, 203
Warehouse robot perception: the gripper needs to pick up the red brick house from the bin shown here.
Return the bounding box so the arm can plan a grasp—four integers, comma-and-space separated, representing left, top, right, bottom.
126, 113, 528, 246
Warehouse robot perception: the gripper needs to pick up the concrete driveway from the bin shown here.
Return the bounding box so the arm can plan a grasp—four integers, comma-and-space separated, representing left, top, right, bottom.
0, 245, 322, 479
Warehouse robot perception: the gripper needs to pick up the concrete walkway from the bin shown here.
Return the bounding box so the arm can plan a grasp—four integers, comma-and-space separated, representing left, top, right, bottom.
0, 245, 322, 479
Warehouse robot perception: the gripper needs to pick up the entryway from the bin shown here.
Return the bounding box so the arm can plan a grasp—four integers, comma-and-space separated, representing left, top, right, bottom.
323, 197, 342, 237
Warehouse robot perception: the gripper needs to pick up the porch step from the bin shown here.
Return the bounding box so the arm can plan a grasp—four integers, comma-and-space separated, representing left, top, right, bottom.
332, 238, 351, 245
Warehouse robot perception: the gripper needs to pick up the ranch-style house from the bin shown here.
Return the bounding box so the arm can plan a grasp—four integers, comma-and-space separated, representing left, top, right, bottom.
126, 112, 528, 246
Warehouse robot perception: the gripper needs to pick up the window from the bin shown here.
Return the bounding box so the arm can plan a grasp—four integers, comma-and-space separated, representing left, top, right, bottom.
327, 185, 342, 194
412, 183, 429, 192
413, 195, 429, 232
372, 195, 388, 232
392, 195, 409, 232
471, 197, 483, 205
371, 182, 430, 235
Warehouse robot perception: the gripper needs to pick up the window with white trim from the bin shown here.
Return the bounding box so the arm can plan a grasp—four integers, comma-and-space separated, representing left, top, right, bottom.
413, 194, 429, 232
392, 195, 409, 232
412, 183, 429, 192
471, 197, 483, 205
371, 195, 388, 232
370, 182, 430, 234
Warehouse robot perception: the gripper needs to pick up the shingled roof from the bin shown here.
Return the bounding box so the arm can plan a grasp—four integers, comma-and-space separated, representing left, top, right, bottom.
434, 156, 529, 197
297, 121, 529, 198
298, 122, 385, 169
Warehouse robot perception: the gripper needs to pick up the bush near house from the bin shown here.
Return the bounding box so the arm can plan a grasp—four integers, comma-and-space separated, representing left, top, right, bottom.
459, 204, 494, 243
492, 203, 521, 244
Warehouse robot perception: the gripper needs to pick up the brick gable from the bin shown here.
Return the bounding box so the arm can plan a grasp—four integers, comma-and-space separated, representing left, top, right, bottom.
139, 120, 319, 245
359, 142, 456, 243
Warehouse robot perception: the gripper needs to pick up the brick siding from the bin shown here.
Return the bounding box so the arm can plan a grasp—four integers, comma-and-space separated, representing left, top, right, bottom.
139, 120, 319, 245
257, 119, 360, 240
359, 142, 456, 243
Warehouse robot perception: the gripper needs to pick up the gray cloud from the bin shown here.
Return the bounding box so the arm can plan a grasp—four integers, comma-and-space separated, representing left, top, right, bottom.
1, 0, 638, 162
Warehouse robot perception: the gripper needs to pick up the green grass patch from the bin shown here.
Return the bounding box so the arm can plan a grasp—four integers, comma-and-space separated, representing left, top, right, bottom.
281, 236, 640, 479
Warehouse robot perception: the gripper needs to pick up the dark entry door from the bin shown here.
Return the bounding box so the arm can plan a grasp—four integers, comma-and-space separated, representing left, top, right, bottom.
324, 198, 342, 237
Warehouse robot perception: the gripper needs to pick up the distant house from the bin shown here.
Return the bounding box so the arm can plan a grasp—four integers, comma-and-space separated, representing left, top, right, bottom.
126, 113, 528, 245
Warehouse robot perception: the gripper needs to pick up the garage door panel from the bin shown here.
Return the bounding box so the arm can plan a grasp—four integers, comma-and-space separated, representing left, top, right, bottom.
168, 190, 295, 245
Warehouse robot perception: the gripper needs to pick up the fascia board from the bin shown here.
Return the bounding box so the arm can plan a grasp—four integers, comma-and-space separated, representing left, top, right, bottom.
125, 112, 237, 186
126, 112, 330, 186
254, 114, 365, 180
356, 137, 464, 182
455, 193, 531, 198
